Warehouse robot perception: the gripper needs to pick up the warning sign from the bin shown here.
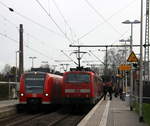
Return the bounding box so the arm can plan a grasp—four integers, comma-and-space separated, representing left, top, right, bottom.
127, 51, 138, 62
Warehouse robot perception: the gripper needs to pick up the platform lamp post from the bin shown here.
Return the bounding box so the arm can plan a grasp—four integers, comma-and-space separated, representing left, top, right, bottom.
118, 49, 126, 95
122, 19, 140, 111
139, 0, 143, 122
119, 39, 130, 95
29, 56, 37, 68
15, 50, 21, 83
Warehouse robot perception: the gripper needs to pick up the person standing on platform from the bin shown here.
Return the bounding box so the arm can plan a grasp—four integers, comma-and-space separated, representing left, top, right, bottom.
103, 80, 113, 100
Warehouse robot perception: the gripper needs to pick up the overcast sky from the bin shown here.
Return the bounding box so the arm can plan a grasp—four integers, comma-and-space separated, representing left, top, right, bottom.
0, 0, 144, 72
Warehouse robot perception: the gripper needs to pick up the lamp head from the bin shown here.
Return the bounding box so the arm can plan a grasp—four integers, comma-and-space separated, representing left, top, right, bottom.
122, 20, 131, 24
133, 20, 141, 24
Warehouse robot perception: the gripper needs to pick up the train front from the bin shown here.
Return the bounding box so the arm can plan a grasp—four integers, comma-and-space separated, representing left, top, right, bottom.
19, 72, 50, 106
62, 71, 93, 104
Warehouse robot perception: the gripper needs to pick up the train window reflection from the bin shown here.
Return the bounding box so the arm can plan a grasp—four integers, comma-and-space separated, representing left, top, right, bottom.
25, 74, 45, 93
65, 73, 90, 83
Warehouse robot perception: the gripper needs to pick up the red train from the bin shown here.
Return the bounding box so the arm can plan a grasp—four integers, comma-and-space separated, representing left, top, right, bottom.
18, 71, 63, 110
62, 69, 103, 105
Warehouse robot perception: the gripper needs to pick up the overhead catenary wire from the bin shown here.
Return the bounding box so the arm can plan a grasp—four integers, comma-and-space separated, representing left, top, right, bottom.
110, 29, 130, 45
0, 1, 62, 37
35, 0, 74, 44
47, 0, 51, 15
0, 32, 18, 44
0, 32, 54, 60
78, 0, 137, 41
88, 50, 105, 65
60, 50, 78, 65
0, 13, 60, 55
51, 0, 77, 43
0, 1, 8, 8
0, 14, 19, 30
84, 0, 122, 36
51, 0, 72, 32
15, 11, 62, 37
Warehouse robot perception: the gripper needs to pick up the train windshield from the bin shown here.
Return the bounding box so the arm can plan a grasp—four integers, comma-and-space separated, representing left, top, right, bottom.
24, 73, 46, 93
65, 73, 90, 83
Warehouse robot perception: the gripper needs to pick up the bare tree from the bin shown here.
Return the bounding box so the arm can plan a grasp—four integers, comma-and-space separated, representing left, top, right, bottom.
104, 48, 129, 75
2, 64, 11, 75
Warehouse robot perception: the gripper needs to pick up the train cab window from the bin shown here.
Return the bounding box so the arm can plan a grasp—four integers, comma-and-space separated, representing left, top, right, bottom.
65, 73, 90, 83
25, 73, 46, 93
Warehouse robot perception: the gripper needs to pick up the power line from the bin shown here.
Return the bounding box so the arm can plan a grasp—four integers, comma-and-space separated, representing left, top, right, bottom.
0, 1, 62, 37
0, 13, 59, 54
35, 0, 74, 44
47, 0, 51, 15
78, 0, 136, 41
52, 0, 76, 43
51, 0, 77, 43
78, 0, 137, 41
84, 0, 122, 35
25, 45, 52, 59
0, 1, 8, 8
60, 50, 78, 65
105, 0, 137, 20
88, 50, 105, 65
110, 29, 130, 45
15, 11, 62, 37
78, 23, 100, 41
0, 14, 19, 30
0, 32, 54, 60
0, 32, 18, 43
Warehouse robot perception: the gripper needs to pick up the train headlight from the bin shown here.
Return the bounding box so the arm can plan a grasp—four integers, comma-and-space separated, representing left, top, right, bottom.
45, 93, 49, 96
20, 93, 24, 96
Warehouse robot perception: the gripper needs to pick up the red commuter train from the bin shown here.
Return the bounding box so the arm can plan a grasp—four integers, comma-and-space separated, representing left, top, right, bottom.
19, 71, 63, 110
62, 69, 103, 105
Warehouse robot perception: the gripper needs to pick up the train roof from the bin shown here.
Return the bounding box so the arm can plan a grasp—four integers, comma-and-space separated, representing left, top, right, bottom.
63, 71, 95, 76
24, 71, 46, 75
69, 67, 95, 72
31, 67, 50, 73
64, 67, 101, 78
22, 71, 62, 78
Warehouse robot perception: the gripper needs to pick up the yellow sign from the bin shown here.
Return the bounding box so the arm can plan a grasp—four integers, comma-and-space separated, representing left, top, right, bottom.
119, 64, 131, 71
127, 51, 138, 62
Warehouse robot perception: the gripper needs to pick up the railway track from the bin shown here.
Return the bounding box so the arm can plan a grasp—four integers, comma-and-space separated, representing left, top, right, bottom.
0, 112, 45, 126
49, 114, 85, 126
0, 106, 91, 126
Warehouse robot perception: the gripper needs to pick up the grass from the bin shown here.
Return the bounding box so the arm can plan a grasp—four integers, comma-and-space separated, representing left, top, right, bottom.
134, 102, 150, 126
143, 104, 150, 125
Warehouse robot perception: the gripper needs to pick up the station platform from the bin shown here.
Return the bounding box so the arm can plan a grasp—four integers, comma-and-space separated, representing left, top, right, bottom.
78, 96, 149, 126
0, 99, 18, 109
0, 99, 18, 118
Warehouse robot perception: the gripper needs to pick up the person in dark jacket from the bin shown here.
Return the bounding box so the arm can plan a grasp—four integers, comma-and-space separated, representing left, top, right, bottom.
103, 81, 113, 100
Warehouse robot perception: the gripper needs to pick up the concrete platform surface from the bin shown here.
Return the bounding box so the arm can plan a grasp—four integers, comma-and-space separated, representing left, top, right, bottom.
0, 99, 18, 108
0, 99, 18, 118
78, 97, 149, 126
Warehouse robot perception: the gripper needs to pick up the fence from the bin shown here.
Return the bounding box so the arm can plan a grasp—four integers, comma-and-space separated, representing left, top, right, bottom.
133, 80, 150, 103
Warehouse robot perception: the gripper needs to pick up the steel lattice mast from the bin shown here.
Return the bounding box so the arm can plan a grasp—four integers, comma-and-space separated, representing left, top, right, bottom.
144, 0, 149, 81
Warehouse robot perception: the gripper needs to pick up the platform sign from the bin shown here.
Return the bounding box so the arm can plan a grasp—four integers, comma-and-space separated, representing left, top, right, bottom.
119, 64, 131, 71
127, 51, 138, 62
